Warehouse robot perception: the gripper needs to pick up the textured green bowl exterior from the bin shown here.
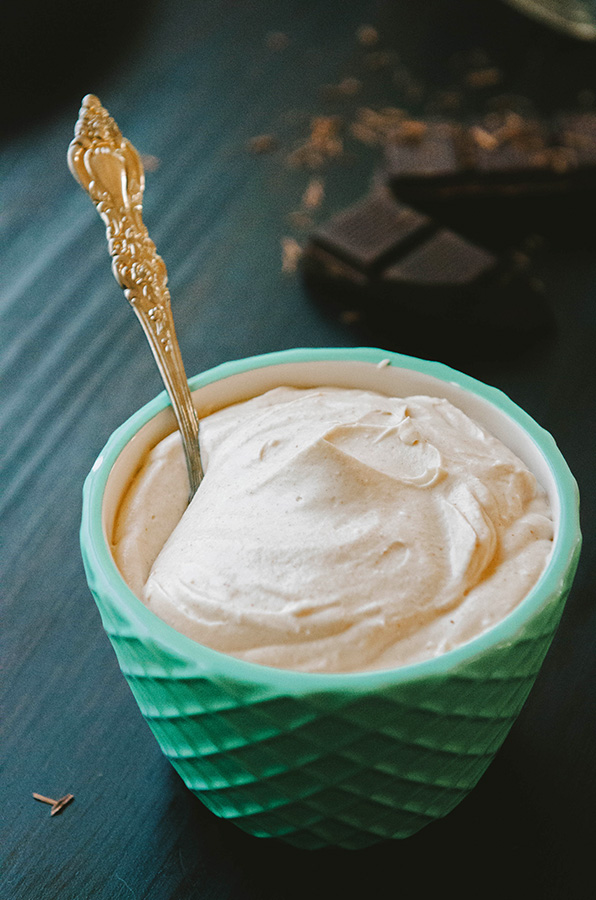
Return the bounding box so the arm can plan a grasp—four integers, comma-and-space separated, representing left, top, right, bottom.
81, 348, 581, 850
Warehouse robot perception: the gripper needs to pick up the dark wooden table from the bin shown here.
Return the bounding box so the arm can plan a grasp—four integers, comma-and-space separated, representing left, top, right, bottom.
2, 2, 595, 897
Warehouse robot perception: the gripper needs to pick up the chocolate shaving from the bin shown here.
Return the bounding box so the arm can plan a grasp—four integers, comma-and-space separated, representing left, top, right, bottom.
33, 792, 75, 816
302, 178, 325, 210
281, 237, 302, 272
356, 24, 379, 47
247, 134, 279, 154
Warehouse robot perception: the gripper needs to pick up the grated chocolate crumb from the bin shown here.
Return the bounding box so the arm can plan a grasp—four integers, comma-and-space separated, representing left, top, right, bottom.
281, 237, 303, 272
356, 25, 380, 47
302, 177, 325, 210
466, 67, 503, 89
247, 134, 279, 154
265, 31, 289, 51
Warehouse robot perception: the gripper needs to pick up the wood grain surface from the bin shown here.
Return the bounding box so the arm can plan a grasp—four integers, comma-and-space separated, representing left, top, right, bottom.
2, 1, 595, 897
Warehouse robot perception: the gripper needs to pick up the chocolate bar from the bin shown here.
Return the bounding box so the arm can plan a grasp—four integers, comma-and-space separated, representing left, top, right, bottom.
381, 112, 596, 247
300, 188, 553, 362
384, 113, 596, 199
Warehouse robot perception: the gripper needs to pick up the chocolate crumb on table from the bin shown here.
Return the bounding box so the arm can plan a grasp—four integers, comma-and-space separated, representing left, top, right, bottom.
140, 154, 161, 172
302, 177, 325, 210
281, 237, 303, 273
348, 107, 409, 146
320, 77, 363, 101
33, 792, 75, 816
465, 67, 503, 89
247, 134, 280, 154
287, 116, 344, 169
356, 24, 380, 47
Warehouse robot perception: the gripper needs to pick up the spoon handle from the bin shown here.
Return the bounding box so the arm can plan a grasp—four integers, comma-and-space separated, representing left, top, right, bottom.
68, 94, 203, 498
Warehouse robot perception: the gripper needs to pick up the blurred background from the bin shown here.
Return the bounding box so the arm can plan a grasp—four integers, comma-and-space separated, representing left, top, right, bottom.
2, 2, 595, 898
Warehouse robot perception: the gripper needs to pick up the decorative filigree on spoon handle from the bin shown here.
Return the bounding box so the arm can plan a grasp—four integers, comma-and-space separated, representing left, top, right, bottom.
68, 94, 203, 499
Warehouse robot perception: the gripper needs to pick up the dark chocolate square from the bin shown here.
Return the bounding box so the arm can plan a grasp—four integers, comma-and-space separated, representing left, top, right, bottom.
382, 229, 495, 288
314, 190, 432, 273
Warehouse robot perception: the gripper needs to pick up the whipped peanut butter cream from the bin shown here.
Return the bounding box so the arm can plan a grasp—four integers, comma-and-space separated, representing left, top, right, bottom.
113, 386, 553, 673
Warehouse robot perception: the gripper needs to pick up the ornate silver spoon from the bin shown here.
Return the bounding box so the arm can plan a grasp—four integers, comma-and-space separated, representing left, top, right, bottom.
68, 94, 204, 499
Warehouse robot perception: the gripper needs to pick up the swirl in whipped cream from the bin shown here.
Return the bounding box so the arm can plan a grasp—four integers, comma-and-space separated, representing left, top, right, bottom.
113, 387, 553, 672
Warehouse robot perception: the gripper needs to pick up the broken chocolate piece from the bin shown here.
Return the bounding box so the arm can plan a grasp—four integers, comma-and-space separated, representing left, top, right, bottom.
382, 112, 596, 247
313, 189, 433, 272
300, 187, 553, 362
378, 229, 496, 315
384, 113, 596, 199
384, 229, 495, 288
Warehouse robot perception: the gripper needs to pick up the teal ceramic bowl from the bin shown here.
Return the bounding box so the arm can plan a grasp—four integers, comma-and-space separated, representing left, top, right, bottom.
81, 347, 581, 849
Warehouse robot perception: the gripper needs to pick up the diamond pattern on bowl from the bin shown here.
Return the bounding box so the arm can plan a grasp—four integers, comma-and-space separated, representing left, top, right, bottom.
87, 565, 577, 849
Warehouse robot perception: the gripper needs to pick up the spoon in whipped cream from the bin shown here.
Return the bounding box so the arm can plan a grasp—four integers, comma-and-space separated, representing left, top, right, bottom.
68, 94, 204, 499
